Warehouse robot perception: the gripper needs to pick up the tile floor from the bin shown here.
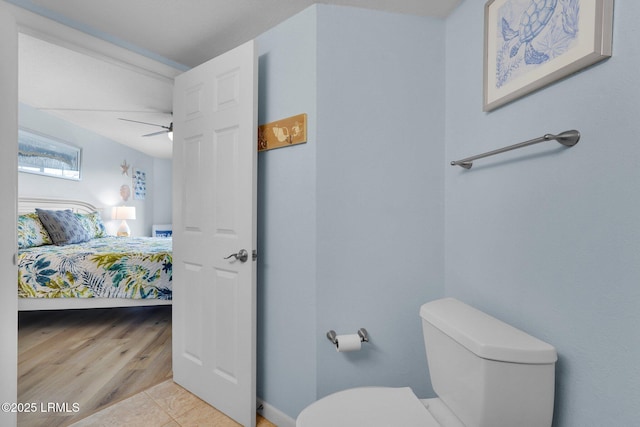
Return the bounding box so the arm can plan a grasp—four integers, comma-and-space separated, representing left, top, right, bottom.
69, 380, 276, 427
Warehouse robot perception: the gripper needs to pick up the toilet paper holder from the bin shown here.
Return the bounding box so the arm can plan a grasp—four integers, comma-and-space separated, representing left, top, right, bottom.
326, 328, 369, 346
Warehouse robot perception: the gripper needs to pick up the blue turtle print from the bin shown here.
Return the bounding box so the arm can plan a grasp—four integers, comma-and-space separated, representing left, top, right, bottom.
495, 0, 580, 88
502, 0, 558, 64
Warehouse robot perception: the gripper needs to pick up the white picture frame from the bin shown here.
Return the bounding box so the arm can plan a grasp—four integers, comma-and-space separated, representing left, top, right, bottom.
18, 128, 82, 180
483, 0, 614, 111
133, 168, 146, 200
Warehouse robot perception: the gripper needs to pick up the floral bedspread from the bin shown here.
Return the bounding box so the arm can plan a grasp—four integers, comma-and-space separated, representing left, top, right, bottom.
18, 237, 172, 300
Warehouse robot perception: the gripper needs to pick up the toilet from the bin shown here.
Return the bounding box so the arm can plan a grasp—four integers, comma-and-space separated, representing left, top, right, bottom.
296, 298, 557, 427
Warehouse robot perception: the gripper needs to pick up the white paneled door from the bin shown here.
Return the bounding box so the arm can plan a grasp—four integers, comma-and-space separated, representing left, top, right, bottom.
172, 40, 258, 427
0, 3, 18, 427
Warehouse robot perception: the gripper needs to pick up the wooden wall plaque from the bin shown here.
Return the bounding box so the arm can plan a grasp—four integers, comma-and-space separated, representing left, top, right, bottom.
258, 113, 307, 152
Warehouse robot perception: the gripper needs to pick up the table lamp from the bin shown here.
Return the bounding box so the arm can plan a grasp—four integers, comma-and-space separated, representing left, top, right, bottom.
113, 206, 136, 237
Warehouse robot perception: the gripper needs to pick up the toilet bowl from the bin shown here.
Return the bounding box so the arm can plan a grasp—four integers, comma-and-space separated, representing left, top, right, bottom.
296, 387, 439, 427
296, 298, 557, 427
296, 386, 467, 427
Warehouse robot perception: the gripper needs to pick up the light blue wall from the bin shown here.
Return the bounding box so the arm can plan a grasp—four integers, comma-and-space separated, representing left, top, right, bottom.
256, 6, 318, 417
256, 4, 446, 419
315, 5, 445, 400
152, 158, 172, 225
445, 1, 640, 426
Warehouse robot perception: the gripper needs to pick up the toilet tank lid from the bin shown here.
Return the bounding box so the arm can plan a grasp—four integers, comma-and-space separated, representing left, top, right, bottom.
420, 298, 557, 364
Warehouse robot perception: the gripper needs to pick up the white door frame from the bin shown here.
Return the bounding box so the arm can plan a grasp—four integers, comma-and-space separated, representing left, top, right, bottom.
0, 3, 19, 426
1, 5, 182, 426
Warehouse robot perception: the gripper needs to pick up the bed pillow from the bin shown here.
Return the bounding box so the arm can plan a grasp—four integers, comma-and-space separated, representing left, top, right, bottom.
36, 208, 91, 245
75, 211, 107, 239
17, 213, 53, 249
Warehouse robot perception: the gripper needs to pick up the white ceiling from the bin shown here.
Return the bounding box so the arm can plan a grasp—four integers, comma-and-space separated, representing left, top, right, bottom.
19, 32, 176, 158
16, 0, 461, 158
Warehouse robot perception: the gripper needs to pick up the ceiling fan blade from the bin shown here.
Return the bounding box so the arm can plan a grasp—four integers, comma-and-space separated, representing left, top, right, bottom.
118, 118, 169, 129
142, 130, 169, 137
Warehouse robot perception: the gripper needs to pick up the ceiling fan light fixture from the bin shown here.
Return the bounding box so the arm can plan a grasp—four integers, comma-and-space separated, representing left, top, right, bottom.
167, 122, 173, 141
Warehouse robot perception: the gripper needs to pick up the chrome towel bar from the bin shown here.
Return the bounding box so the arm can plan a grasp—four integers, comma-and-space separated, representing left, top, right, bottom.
450, 130, 580, 169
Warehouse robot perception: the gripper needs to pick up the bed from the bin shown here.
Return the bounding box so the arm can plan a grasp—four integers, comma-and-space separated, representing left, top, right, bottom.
18, 197, 172, 311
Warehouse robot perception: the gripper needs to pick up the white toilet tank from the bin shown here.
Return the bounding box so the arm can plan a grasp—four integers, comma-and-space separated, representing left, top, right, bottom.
420, 298, 557, 427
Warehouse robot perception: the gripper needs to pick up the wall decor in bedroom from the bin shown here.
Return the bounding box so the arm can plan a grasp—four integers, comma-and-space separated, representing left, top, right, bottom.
258, 113, 307, 152
120, 159, 130, 176
120, 184, 131, 201
483, 0, 614, 111
133, 168, 146, 200
18, 128, 81, 180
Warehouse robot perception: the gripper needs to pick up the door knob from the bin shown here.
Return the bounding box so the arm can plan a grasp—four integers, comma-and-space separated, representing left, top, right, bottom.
224, 249, 249, 263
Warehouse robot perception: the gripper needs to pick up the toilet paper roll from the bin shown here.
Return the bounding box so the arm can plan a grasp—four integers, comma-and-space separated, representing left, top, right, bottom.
335, 334, 361, 352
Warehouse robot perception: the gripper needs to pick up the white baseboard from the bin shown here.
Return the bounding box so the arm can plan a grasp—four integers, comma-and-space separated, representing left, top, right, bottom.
257, 398, 296, 427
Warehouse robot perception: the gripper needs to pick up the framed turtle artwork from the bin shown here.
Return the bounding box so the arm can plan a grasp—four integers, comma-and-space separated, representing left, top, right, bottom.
483, 0, 614, 111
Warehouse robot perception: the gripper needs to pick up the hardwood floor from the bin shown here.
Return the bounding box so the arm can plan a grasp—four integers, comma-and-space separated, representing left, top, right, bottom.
18, 306, 173, 427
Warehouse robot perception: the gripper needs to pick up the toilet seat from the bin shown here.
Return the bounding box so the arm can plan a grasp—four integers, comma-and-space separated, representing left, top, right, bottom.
296, 387, 440, 427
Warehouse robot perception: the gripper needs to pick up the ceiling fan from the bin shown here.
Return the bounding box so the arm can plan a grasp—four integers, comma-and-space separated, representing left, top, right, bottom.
118, 118, 173, 140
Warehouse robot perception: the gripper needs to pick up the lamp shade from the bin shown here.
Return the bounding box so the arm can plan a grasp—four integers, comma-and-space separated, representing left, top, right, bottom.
113, 206, 136, 220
